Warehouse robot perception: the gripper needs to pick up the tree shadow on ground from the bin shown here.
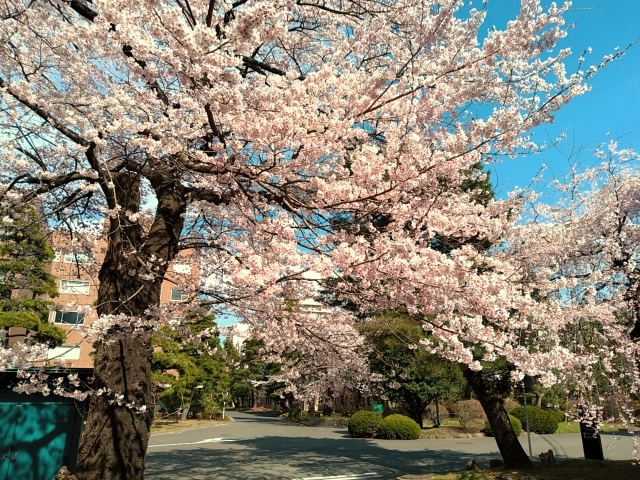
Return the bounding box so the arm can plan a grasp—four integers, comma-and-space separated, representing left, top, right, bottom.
146, 433, 499, 480
225, 410, 287, 425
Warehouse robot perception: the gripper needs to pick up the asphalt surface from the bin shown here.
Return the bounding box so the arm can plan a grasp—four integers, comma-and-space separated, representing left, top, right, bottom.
145, 410, 637, 480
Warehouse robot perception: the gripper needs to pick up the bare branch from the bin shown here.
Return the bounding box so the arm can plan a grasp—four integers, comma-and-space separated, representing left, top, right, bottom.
0, 78, 90, 147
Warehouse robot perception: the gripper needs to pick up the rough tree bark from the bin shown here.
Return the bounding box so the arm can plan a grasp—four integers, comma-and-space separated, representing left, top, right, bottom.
462, 368, 533, 469
76, 170, 187, 480
180, 398, 192, 421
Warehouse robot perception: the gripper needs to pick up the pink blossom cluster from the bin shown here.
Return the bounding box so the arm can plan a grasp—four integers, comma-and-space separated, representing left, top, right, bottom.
0, 0, 629, 418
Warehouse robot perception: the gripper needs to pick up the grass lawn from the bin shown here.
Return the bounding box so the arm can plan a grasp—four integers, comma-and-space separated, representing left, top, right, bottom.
552, 421, 630, 434
421, 418, 484, 439
553, 421, 580, 434
420, 419, 632, 438
398, 459, 640, 480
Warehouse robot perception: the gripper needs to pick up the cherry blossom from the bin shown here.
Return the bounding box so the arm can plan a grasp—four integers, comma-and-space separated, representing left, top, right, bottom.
0, 0, 622, 477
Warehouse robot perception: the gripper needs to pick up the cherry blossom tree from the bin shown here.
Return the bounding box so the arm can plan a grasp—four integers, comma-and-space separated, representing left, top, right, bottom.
504, 143, 640, 426
0, 0, 613, 477
253, 307, 371, 404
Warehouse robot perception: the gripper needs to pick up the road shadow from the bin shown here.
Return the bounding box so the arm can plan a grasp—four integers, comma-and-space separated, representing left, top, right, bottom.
227, 411, 292, 426
233, 410, 282, 418
146, 434, 499, 480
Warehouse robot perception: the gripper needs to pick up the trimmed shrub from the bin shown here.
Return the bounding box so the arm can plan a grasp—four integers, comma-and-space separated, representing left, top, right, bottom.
510, 406, 558, 434
378, 414, 422, 440
548, 410, 565, 424
348, 411, 382, 438
484, 414, 522, 437
288, 407, 307, 422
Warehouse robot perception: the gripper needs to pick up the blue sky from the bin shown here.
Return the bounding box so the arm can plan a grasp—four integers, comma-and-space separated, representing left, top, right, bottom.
483, 0, 640, 198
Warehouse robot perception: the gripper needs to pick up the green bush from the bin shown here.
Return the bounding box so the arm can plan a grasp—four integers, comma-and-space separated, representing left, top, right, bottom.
0, 311, 66, 346
348, 410, 382, 438
484, 414, 522, 437
288, 407, 307, 421
510, 406, 558, 434
548, 410, 565, 424
377, 414, 422, 440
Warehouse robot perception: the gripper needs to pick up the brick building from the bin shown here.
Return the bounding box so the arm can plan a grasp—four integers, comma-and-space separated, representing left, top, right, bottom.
45, 231, 200, 369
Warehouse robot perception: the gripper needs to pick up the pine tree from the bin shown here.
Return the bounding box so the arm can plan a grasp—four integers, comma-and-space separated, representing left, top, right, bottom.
0, 205, 64, 346
151, 313, 229, 420
363, 312, 465, 427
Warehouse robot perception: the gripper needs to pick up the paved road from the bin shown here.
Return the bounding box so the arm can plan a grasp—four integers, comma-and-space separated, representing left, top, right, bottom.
145, 411, 637, 480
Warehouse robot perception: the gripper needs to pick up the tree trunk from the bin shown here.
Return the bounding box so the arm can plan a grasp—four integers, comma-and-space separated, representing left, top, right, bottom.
462, 368, 533, 469
76, 335, 154, 480
75, 170, 187, 479
181, 403, 191, 421
411, 403, 424, 428
279, 392, 293, 412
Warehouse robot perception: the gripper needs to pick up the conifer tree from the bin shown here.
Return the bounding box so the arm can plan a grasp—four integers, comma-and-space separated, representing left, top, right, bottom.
0, 205, 65, 346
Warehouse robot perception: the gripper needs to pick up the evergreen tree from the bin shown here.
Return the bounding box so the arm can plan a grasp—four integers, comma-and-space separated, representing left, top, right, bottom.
151, 313, 229, 420
0, 205, 64, 346
363, 312, 465, 427
228, 337, 283, 410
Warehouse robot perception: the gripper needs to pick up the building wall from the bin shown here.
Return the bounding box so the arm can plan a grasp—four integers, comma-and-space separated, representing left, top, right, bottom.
45, 232, 102, 368
45, 231, 200, 369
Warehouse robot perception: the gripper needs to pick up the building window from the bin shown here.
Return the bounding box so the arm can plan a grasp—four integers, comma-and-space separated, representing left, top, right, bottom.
52, 311, 86, 325
170, 288, 188, 301
63, 252, 93, 264
47, 345, 81, 361
173, 262, 192, 274
53, 251, 61, 262
59, 279, 91, 295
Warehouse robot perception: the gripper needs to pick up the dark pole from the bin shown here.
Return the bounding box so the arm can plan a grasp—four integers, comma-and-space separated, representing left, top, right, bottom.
522, 381, 532, 457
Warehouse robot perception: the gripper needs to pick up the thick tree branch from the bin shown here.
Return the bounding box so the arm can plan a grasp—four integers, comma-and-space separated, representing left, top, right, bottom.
69, 0, 98, 21
187, 188, 232, 205
19, 172, 95, 193
241, 56, 286, 76
0, 78, 90, 147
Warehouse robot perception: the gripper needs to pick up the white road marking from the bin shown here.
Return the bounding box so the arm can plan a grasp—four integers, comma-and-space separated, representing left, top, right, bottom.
149, 437, 224, 447
151, 424, 223, 436
291, 474, 382, 480
148, 437, 256, 448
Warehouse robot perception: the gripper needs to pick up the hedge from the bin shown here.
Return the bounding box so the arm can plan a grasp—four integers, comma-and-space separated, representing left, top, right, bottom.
510, 406, 558, 434
348, 411, 382, 438
548, 410, 566, 424
377, 414, 422, 440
